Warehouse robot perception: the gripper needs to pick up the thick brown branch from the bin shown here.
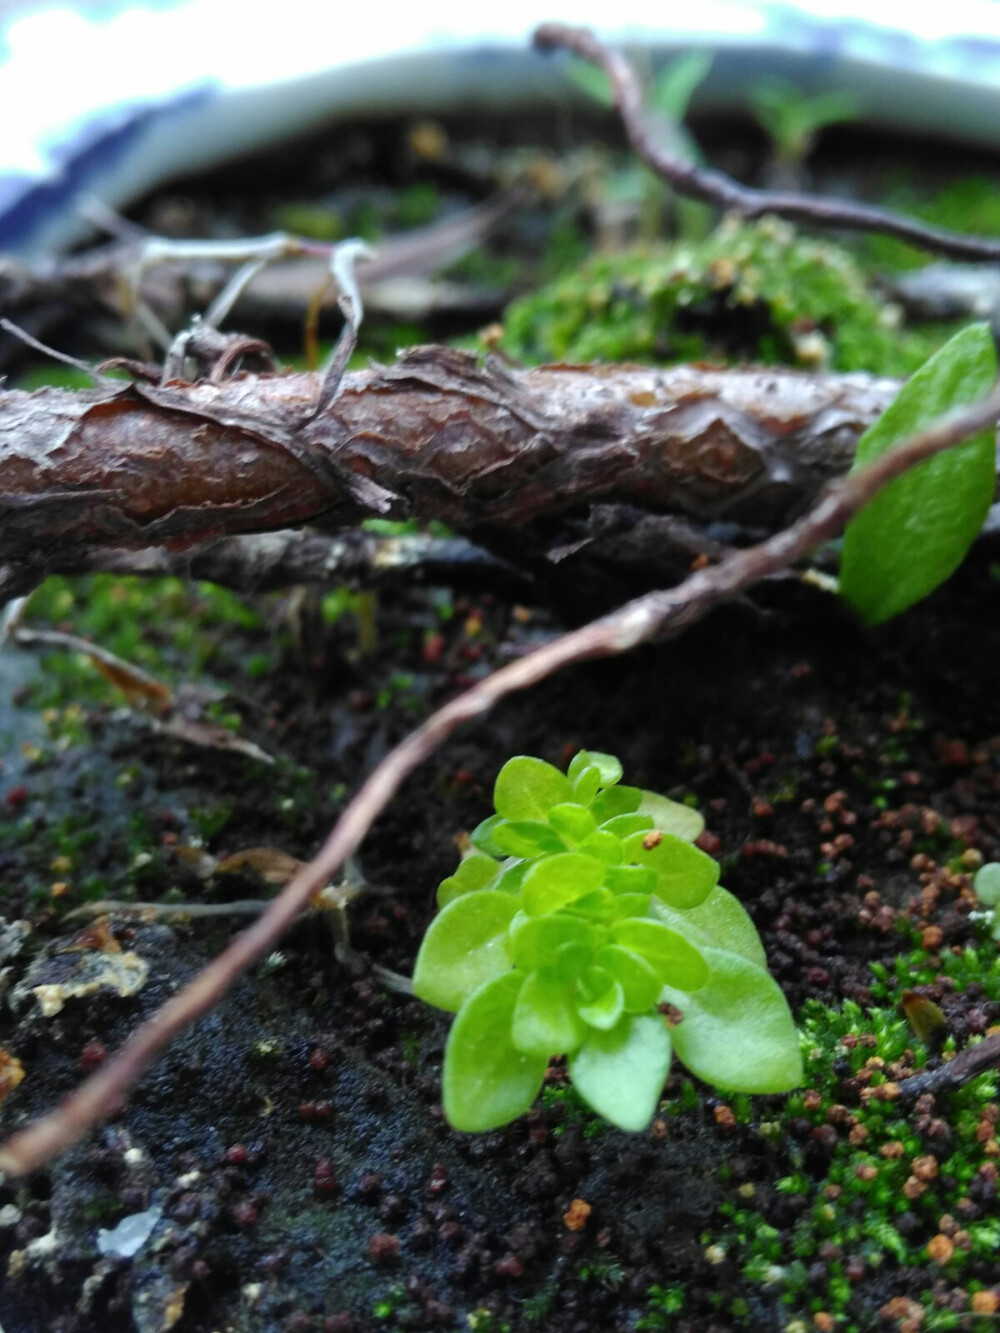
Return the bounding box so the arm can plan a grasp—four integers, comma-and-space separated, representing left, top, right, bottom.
533, 24, 1000, 264
0, 347, 897, 577
3, 380, 1000, 1176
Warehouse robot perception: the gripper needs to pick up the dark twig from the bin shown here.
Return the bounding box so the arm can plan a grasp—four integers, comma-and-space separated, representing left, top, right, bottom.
67, 529, 530, 597
2, 380, 999, 1176
895, 1032, 1000, 1102
533, 24, 1000, 264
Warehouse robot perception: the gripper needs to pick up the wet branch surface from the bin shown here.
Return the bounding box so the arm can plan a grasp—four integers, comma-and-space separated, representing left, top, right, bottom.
3, 376, 1000, 1177
0, 347, 898, 588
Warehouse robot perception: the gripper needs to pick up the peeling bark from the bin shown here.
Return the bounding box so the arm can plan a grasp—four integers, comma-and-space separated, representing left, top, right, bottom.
0, 347, 898, 582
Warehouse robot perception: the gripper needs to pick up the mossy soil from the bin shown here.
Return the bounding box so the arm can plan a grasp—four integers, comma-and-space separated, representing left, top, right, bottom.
4, 113, 1000, 1333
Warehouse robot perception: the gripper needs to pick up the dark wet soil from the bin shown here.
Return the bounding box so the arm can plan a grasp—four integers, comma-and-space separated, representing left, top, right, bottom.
2, 546, 1000, 1333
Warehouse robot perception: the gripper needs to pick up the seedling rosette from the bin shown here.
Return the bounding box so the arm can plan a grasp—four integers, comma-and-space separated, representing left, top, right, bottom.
412, 752, 802, 1132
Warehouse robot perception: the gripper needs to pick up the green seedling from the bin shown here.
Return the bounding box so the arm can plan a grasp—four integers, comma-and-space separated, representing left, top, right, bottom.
412, 751, 802, 1132
750, 78, 859, 174
839, 321, 997, 624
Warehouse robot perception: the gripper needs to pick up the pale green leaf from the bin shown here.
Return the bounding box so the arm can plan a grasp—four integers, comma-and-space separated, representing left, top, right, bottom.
638, 791, 704, 842
610, 917, 708, 991
437, 851, 501, 907
512, 969, 587, 1056
443, 974, 547, 1131
521, 853, 606, 915
569, 1015, 672, 1131
622, 831, 718, 908
412, 891, 517, 1012
661, 947, 802, 1093
595, 944, 662, 1012
494, 756, 571, 821
509, 912, 601, 971
576, 972, 626, 1030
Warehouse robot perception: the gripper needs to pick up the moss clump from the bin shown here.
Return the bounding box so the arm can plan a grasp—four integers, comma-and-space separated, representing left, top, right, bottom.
502, 214, 953, 376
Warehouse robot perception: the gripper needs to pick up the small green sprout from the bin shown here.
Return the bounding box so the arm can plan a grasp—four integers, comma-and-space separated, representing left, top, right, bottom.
412, 751, 802, 1133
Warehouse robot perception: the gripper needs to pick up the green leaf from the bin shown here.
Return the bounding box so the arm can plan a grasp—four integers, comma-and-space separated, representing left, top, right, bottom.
412, 891, 517, 1012
548, 803, 598, 843
509, 913, 601, 971
437, 851, 501, 908
622, 831, 718, 909
605, 864, 657, 895
571, 765, 602, 805
974, 862, 1000, 908
600, 813, 655, 839
591, 786, 642, 822
494, 756, 571, 821
611, 917, 708, 991
660, 947, 802, 1093
565, 58, 613, 108
573, 751, 623, 787
470, 814, 509, 858
577, 831, 624, 865
512, 969, 587, 1056
840, 322, 997, 624
650, 51, 714, 121
443, 974, 547, 1131
595, 944, 662, 1012
674, 884, 768, 968
569, 1014, 672, 1131
576, 970, 626, 1030
521, 853, 606, 915
638, 791, 704, 842
491, 820, 566, 858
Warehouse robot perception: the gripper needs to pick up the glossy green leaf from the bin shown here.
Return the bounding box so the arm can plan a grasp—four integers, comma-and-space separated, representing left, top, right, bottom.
566, 889, 617, 920
437, 851, 501, 908
840, 322, 997, 625
622, 831, 718, 909
569, 1015, 672, 1131
491, 820, 566, 859
611, 917, 708, 991
595, 944, 662, 1012
638, 791, 704, 842
576, 970, 626, 1030
512, 969, 587, 1056
494, 756, 571, 821
660, 947, 803, 1093
607, 892, 652, 922
510, 912, 601, 971
521, 853, 606, 916
443, 974, 547, 1131
548, 803, 598, 843
412, 891, 517, 1012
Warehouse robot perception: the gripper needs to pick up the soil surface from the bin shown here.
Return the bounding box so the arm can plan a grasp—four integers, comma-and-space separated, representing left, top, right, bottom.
3, 104, 1000, 1333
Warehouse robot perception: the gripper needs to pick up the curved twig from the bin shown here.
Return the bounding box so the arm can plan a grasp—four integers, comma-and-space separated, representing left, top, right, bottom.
2, 380, 1000, 1177
533, 24, 1000, 264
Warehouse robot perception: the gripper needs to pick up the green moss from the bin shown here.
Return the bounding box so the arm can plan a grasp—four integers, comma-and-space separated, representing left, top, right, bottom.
502, 215, 956, 376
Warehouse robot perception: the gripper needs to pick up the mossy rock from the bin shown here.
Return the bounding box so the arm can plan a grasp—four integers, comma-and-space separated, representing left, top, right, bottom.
502, 215, 953, 377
